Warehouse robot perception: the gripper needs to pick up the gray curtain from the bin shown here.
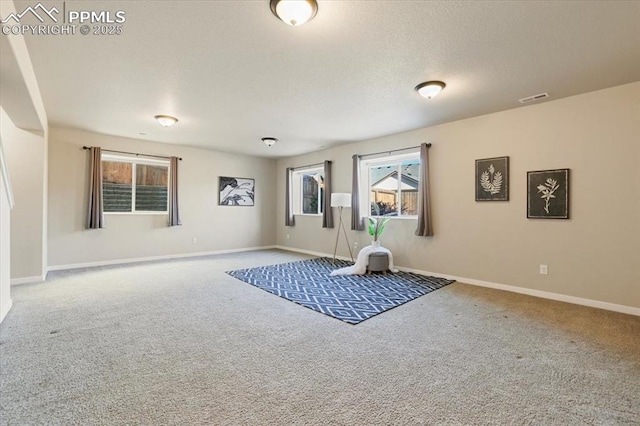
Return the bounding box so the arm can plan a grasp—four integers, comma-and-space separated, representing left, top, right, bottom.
85, 146, 104, 229
168, 156, 182, 226
322, 160, 333, 228
285, 167, 295, 226
351, 154, 365, 230
415, 143, 433, 236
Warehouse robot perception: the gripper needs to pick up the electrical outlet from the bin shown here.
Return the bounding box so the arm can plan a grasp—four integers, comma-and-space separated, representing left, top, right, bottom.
192, 237, 198, 244
286, 233, 290, 240
539, 264, 548, 275
353, 242, 359, 250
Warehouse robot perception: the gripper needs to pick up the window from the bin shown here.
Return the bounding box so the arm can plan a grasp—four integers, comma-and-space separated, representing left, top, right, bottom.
101, 154, 169, 214
292, 167, 324, 215
363, 153, 420, 217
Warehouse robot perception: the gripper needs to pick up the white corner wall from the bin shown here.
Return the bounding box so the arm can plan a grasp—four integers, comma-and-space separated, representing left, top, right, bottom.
0, 0, 49, 288
0, 136, 12, 322
1, 109, 46, 282
48, 128, 277, 268
276, 82, 640, 313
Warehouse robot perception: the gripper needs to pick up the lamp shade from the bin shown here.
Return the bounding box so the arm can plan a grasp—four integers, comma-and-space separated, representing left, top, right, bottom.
331, 193, 351, 208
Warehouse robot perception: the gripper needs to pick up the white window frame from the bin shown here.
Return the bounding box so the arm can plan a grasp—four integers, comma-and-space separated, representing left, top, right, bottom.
101, 153, 170, 215
292, 166, 324, 216
361, 151, 420, 219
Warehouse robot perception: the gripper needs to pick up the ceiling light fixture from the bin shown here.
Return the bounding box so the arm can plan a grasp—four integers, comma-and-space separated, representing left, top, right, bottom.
270, 0, 318, 26
415, 81, 446, 99
154, 115, 178, 127
262, 137, 278, 147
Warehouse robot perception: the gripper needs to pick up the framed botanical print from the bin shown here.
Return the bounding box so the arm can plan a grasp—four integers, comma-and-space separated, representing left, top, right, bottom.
475, 156, 509, 201
527, 169, 569, 219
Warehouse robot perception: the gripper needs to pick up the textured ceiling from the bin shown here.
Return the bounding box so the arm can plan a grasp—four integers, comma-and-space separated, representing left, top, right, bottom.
12, 0, 640, 158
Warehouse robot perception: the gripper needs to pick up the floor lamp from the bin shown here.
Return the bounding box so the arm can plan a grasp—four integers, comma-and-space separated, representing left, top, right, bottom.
331, 193, 354, 263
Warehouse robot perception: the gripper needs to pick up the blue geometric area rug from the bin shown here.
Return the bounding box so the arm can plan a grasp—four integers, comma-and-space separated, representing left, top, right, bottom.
226, 257, 455, 324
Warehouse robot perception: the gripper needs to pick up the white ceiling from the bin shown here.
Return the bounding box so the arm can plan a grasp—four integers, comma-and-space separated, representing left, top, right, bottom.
13, 0, 640, 158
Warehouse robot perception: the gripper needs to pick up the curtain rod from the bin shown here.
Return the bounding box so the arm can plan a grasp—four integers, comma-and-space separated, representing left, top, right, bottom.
292, 161, 325, 171
358, 143, 430, 159
82, 146, 182, 161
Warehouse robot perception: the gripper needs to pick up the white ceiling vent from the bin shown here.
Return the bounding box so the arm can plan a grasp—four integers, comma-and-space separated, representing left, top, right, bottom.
518, 92, 550, 104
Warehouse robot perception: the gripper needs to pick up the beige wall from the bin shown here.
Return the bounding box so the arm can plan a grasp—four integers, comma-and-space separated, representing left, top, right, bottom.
0, 171, 10, 321
277, 82, 640, 310
1, 108, 46, 280
48, 128, 277, 267
0, 135, 12, 321
1, 2, 49, 327
0, 1, 48, 132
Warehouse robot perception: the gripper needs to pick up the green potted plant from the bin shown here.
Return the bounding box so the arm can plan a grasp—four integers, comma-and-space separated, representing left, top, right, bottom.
368, 203, 390, 247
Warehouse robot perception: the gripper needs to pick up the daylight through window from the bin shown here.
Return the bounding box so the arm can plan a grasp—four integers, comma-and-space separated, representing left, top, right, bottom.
292, 167, 324, 215
101, 154, 169, 213
363, 153, 420, 217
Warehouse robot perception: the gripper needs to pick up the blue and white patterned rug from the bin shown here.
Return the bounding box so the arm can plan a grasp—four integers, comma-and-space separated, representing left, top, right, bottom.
226, 257, 455, 324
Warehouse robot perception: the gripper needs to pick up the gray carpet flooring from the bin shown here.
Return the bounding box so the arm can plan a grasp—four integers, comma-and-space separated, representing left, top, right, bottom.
1, 249, 638, 425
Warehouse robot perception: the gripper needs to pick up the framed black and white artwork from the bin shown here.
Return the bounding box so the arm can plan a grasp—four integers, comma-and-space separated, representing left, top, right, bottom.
219, 176, 255, 206
527, 169, 569, 219
475, 156, 509, 201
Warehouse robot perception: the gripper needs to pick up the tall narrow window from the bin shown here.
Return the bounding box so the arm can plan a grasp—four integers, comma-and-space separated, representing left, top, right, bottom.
285, 167, 295, 226
292, 167, 324, 215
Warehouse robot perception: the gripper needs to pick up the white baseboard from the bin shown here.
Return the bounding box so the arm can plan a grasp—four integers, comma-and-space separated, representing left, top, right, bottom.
276, 245, 640, 317
397, 266, 640, 317
47, 245, 278, 272
0, 298, 12, 323
11, 275, 46, 285
273, 245, 353, 262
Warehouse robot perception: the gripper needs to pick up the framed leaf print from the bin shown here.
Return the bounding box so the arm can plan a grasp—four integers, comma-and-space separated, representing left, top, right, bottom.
475, 156, 509, 201
527, 169, 569, 219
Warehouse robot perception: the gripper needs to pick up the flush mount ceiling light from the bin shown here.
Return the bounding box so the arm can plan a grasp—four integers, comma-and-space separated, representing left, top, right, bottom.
270, 0, 318, 26
415, 81, 446, 99
154, 115, 178, 127
262, 137, 278, 147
